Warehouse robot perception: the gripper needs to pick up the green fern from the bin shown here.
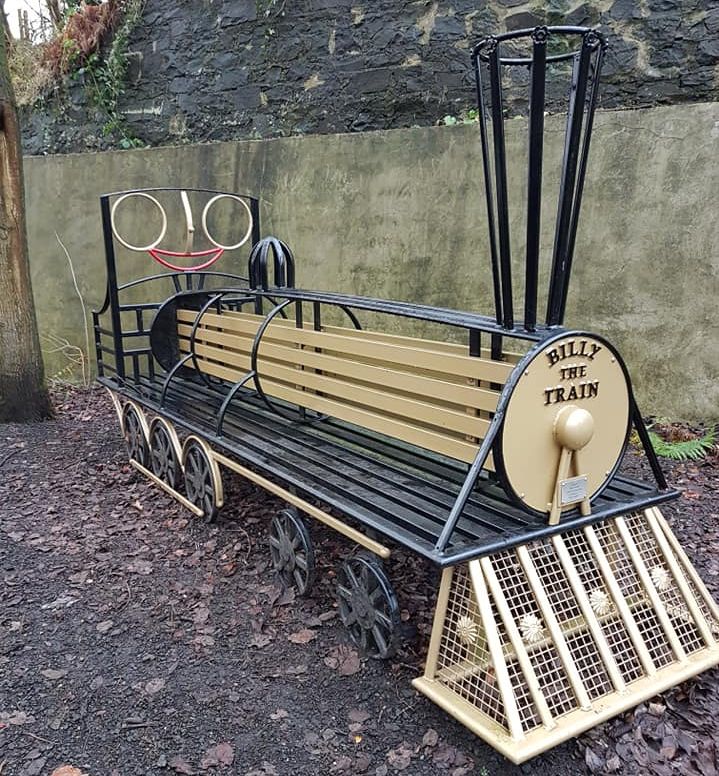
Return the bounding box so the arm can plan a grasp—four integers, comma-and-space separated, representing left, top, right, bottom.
647, 426, 716, 462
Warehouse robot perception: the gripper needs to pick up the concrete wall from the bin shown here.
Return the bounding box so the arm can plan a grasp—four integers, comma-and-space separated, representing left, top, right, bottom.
23, 101, 719, 420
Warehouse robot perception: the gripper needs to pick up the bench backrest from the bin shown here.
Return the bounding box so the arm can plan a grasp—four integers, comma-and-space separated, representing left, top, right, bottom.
176, 309, 514, 465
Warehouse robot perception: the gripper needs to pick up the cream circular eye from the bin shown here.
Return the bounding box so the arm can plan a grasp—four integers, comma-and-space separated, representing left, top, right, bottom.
201, 194, 253, 250
110, 192, 168, 251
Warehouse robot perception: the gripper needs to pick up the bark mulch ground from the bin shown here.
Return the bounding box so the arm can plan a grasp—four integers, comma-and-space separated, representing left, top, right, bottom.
1, 386, 717, 776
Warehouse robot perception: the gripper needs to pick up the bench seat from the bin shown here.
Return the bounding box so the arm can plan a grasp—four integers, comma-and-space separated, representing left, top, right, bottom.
100, 371, 676, 566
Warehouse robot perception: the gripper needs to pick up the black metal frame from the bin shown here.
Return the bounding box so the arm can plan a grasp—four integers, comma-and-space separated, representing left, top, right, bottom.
472, 26, 607, 331
93, 35, 676, 568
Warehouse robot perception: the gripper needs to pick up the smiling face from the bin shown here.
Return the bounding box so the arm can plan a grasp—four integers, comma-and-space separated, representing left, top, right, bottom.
110, 190, 254, 272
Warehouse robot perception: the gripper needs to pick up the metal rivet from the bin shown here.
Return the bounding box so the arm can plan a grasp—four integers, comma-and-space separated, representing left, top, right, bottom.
524, 369, 530, 376
611, 357, 616, 363
520, 493, 525, 498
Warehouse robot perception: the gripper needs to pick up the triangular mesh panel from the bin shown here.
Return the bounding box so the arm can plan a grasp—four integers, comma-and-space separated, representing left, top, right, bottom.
414, 508, 719, 763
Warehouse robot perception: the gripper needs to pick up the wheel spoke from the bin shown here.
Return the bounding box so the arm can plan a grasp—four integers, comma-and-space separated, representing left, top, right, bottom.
372, 624, 388, 656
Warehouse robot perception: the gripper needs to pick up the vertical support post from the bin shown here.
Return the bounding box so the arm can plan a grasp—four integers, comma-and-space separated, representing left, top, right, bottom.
488, 43, 514, 330
100, 195, 125, 380
524, 28, 547, 332
547, 38, 591, 325
473, 52, 503, 327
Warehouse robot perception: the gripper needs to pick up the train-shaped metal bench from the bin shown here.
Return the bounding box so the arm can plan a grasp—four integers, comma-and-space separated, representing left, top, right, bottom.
92, 27, 719, 764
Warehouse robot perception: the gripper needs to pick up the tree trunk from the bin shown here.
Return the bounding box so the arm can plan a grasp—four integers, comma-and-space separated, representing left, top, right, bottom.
0, 16, 51, 422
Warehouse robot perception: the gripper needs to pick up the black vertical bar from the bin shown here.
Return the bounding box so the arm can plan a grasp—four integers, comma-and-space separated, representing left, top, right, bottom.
490, 333, 502, 361
92, 311, 103, 377
473, 53, 503, 327
313, 301, 321, 331
546, 38, 591, 325
488, 44, 514, 330
524, 29, 547, 332
469, 329, 481, 357
250, 198, 261, 246
557, 42, 604, 322
100, 196, 125, 379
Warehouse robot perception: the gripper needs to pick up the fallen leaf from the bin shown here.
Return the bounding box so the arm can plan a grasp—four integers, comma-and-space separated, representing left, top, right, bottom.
387, 742, 413, 771
288, 628, 316, 644
348, 709, 371, 725
168, 755, 195, 775
50, 767, 87, 776
422, 728, 439, 748
200, 742, 234, 769
324, 645, 361, 676
249, 633, 273, 648
270, 708, 288, 721
145, 677, 166, 694
41, 668, 68, 680
96, 620, 114, 634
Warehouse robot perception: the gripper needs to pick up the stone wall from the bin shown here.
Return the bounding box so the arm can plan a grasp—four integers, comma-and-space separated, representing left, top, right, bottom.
20, 0, 719, 155
23, 102, 719, 420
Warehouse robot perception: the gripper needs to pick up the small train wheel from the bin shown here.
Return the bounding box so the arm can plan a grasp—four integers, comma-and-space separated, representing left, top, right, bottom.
183, 439, 219, 522
122, 403, 148, 466
269, 508, 315, 595
149, 420, 181, 490
336, 554, 400, 659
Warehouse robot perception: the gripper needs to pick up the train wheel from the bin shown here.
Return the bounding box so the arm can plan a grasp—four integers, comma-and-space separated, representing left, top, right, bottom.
269, 508, 315, 595
122, 403, 148, 467
182, 438, 219, 522
149, 419, 181, 490
336, 554, 400, 659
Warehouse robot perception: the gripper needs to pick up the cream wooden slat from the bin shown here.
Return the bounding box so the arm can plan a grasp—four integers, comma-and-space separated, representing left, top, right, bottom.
176, 309, 513, 384
183, 339, 490, 438
182, 351, 491, 465
177, 322, 500, 412
217, 309, 524, 363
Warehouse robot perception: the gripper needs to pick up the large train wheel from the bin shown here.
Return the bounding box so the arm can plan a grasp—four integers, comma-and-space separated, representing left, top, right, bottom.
336, 554, 400, 659
122, 403, 149, 467
182, 437, 220, 522
149, 418, 181, 490
269, 508, 316, 595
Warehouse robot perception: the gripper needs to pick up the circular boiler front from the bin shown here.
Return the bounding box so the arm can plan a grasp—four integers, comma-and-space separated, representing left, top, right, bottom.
496, 333, 631, 514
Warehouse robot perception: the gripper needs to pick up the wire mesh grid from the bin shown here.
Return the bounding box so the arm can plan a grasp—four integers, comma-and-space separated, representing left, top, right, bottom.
436, 565, 506, 729
430, 511, 719, 739
591, 520, 674, 668
623, 512, 707, 655
561, 529, 645, 683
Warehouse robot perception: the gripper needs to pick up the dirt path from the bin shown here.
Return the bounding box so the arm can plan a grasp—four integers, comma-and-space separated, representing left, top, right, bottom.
1, 387, 717, 776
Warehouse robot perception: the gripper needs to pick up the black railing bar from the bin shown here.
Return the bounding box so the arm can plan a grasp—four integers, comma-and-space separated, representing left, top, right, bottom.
524, 29, 547, 332
435, 490, 677, 565
488, 43, 514, 330
119, 302, 162, 311
546, 41, 591, 324
434, 409, 505, 552
557, 43, 605, 322
252, 289, 544, 339
101, 187, 260, 202
472, 25, 604, 55
473, 53, 503, 326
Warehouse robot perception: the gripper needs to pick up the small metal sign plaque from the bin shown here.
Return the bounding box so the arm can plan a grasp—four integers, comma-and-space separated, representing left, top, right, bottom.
559, 475, 588, 506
